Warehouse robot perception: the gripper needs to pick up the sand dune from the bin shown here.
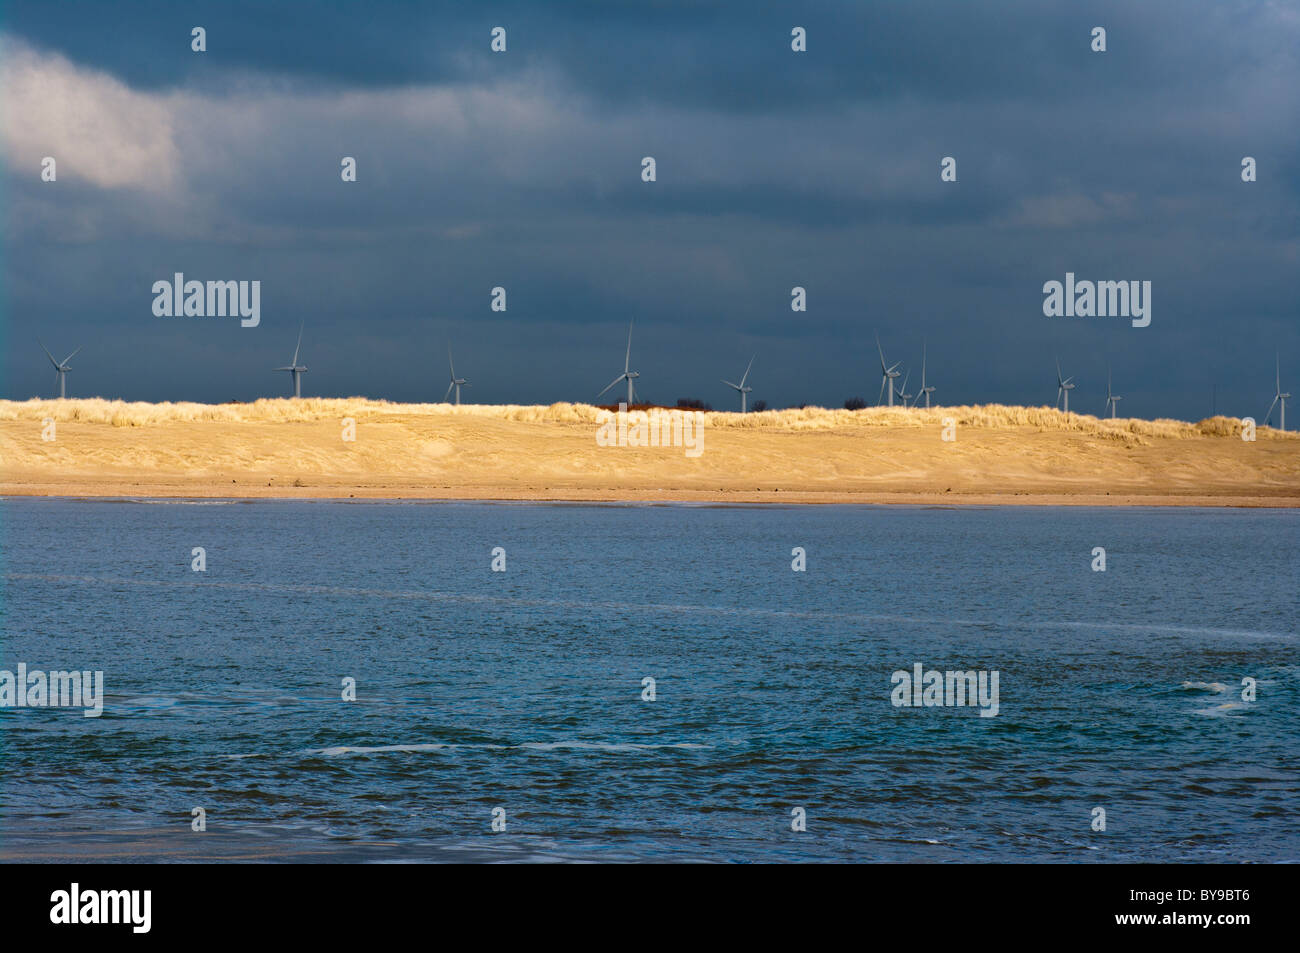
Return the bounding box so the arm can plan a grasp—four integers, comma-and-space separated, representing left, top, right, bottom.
1, 398, 1296, 505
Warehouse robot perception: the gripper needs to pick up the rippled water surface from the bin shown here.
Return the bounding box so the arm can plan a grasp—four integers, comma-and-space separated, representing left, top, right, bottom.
1, 498, 1297, 862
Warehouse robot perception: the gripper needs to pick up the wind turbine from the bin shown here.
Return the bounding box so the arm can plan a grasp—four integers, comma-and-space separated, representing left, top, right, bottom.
1055, 357, 1076, 416
917, 342, 936, 409
597, 321, 641, 406
895, 369, 913, 408
445, 347, 470, 405
1104, 367, 1122, 419
876, 334, 902, 406
274, 322, 308, 398
38, 341, 81, 399
722, 355, 755, 412
1265, 353, 1290, 431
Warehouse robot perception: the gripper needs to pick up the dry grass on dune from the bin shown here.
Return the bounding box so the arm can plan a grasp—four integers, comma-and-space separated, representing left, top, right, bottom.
0, 397, 607, 426
0, 397, 1291, 444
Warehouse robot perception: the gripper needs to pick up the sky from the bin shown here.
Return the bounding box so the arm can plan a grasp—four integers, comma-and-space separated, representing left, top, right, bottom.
1, 0, 1297, 419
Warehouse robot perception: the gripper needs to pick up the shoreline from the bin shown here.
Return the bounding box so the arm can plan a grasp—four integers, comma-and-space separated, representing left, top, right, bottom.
3, 487, 1298, 507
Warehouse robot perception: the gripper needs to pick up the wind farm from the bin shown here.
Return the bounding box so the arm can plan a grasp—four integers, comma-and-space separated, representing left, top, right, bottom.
8, 320, 1298, 505
21, 315, 1298, 442
20, 320, 1298, 441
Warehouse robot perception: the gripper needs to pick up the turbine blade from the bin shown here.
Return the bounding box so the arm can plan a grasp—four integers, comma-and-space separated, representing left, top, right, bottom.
448, 347, 456, 379
62, 346, 83, 365
444, 381, 455, 401
878, 377, 887, 406
625, 322, 633, 373
1265, 395, 1279, 421
721, 379, 739, 389
38, 340, 59, 369
740, 355, 755, 388
292, 322, 304, 367
597, 374, 625, 398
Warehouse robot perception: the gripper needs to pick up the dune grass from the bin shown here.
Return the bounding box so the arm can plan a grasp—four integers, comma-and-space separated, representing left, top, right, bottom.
0, 397, 1290, 445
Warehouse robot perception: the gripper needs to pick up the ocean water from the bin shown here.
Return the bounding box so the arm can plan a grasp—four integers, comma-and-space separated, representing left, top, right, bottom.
0, 498, 1296, 863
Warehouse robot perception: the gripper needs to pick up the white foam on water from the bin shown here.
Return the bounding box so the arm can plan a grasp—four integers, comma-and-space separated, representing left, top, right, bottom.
1180, 681, 1228, 693
517, 741, 711, 752
1194, 701, 1248, 717
308, 741, 712, 757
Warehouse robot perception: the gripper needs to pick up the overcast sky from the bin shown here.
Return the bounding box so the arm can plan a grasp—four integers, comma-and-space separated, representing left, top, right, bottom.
2, 1, 1297, 419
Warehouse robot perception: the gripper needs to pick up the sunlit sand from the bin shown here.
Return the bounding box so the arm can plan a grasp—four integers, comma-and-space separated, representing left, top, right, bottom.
1, 398, 1296, 505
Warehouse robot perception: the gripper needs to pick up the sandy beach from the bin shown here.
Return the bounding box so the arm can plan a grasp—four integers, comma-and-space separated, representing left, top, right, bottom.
1, 398, 1296, 506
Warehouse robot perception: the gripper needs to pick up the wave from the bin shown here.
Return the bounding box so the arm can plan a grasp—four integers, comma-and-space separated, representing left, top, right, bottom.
1193, 701, 1249, 717
6, 572, 1296, 642
306, 741, 713, 757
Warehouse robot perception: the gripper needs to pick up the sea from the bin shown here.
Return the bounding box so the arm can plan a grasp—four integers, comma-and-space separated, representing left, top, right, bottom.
1, 498, 1296, 862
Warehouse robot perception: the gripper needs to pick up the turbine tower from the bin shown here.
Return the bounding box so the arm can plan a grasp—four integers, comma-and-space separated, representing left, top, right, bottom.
1055, 358, 1076, 416
1265, 353, 1291, 431
597, 321, 640, 406
274, 322, 308, 398
722, 355, 755, 412
917, 342, 936, 409
38, 341, 81, 399
876, 334, 902, 406
445, 347, 470, 405
1104, 367, 1122, 419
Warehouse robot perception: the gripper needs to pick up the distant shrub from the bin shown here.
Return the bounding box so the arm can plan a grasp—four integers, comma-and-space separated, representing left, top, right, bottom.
751, 400, 767, 412
843, 397, 867, 411
676, 398, 712, 410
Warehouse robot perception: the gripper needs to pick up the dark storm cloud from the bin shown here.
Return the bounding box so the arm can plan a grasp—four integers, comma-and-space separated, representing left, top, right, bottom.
5, 1, 1290, 110
1, 1, 1297, 418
